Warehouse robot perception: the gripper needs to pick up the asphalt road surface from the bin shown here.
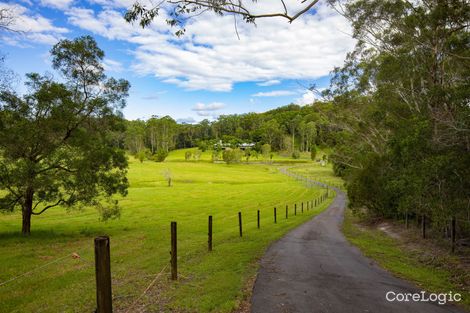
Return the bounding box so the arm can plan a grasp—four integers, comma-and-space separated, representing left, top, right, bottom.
251, 186, 467, 313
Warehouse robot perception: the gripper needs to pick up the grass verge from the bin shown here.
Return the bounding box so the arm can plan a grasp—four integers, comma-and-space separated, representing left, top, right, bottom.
342, 209, 470, 310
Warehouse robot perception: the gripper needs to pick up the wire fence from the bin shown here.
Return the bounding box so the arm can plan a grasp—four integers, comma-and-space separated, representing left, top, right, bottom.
1, 166, 337, 313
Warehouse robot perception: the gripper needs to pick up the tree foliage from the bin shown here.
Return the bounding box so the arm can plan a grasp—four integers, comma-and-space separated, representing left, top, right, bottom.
0, 36, 130, 235
327, 0, 470, 224
123, 103, 336, 157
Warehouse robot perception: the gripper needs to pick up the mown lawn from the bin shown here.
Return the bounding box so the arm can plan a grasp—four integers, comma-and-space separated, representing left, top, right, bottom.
0, 150, 332, 313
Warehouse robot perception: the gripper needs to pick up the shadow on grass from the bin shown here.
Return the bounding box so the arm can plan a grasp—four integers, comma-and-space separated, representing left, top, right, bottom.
0, 227, 108, 242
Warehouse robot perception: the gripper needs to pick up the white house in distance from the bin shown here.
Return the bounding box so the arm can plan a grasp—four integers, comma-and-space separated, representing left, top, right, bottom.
214, 140, 255, 150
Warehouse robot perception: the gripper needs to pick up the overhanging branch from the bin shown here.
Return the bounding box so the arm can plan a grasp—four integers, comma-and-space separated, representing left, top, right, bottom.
31, 199, 64, 215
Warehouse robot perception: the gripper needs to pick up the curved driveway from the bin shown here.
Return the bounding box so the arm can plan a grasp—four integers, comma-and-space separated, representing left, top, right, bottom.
251, 185, 467, 313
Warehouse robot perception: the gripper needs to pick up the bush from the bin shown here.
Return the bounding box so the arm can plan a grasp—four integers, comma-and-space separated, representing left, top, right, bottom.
193, 149, 202, 161
222, 148, 242, 164
184, 151, 192, 161
152, 149, 168, 162
310, 145, 317, 161
197, 141, 208, 152
292, 150, 300, 159
244, 148, 251, 162
261, 144, 271, 160
136, 150, 146, 163
212, 150, 220, 162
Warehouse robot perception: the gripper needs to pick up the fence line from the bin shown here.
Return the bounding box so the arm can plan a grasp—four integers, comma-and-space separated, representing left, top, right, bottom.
123, 265, 168, 313
0, 253, 74, 287
4, 166, 336, 312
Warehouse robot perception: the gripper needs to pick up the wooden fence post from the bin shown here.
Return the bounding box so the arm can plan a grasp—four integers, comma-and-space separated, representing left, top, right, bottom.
286, 205, 288, 219
301, 202, 304, 213
294, 204, 297, 216
451, 216, 456, 253
274, 207, 277, 224
257, 210, 260, 229
171, 222, 177, 280
307, 201, 309, 211
95, 236, 113, 313
239, 212, 243, 237
208, 216, 213, 252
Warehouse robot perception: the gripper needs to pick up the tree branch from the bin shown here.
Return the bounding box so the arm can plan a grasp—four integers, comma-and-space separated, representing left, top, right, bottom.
31, 199, 64, 215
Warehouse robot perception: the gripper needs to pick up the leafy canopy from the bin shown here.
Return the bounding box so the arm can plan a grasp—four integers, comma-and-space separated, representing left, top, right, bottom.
0, 36, 130, 234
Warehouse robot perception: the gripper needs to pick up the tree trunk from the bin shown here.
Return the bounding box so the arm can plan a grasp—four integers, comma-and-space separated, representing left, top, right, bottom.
22, 209, 31, 236
292, 132, 295, 153
22, 188, 34, 236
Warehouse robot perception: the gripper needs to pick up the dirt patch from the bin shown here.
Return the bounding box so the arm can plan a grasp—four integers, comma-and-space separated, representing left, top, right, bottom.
377, 222, 401, 239
233, 274, 256, 313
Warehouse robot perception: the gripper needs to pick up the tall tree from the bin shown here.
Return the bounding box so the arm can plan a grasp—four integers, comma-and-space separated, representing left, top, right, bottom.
328, 0, 470, 222
0, 36, 130, 235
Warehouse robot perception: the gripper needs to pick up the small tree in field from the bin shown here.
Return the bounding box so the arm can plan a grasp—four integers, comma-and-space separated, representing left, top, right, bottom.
152, 149, 168, 162
222, 148, 242, 164
184, 151, 192, 161
310, 145, 317, 161
0, 36, 130, 235
261, 144, 271, 161
162, 169, 172, 187
136, 149, 147, 163
193, 149, 202, 161
244, 148, 251, 162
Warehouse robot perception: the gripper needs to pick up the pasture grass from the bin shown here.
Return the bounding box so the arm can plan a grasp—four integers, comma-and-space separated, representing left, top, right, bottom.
0, 150, 332, 312
288, 162, 345, 190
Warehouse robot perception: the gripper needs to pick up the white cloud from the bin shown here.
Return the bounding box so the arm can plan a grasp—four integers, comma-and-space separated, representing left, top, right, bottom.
0, 3, 68, 45
252, 90, 296, 97
177, 117, 197, 124
40, 0, 74, 10
103, 58, 124, 73
195, 111, 218, 117
87, 0, 136, 9
294, 89, 325, 105
192, 102, 226, 111
66, 1, 355, 91
257, 80, 281, 87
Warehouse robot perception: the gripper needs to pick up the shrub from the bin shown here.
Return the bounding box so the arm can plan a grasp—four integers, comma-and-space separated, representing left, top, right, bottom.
222, 148, 242, 164
261, 144, 271, 160
193, 149, 202, 161
310, 145, 317, 161
152, 149, 168, 162
292, 150, 300, 159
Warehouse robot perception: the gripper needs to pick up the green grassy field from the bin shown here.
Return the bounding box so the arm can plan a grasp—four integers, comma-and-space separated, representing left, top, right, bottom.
287, 161, 345, 190
0, 150, 333, 312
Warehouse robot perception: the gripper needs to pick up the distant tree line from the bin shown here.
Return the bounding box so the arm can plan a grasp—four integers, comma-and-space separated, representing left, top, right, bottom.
123, 103, 341, 162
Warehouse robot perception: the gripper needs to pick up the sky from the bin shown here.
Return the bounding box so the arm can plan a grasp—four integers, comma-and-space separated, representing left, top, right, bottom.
0, 0, 356, 123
